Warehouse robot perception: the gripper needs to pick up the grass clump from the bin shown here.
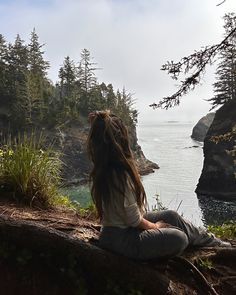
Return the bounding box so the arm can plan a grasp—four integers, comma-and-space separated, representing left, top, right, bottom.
0, 132, 62, 208
208, 221, 236, 239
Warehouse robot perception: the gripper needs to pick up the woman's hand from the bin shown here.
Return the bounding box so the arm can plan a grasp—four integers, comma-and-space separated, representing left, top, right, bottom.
155, 220, 171, 229
138, 217, 171, 230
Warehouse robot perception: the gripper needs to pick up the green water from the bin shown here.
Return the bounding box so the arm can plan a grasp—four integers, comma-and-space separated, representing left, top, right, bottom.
61, 184, 91, 208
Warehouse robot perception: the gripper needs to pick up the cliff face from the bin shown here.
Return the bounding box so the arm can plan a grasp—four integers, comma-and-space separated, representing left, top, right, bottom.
191, 113, 215, 142
196, 99, 236, 201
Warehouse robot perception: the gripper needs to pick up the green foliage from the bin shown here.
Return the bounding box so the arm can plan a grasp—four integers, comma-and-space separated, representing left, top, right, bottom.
52, 194, 77, 209
78, 48, 98, 93
58, 55, 79, 121
0, 132, 62, 208
195, 258, 213, 270
208, 13, 236, 109
2, 30, 50, 125
0, 34, 7, 96
207, 221, 236, 238
6, 35, 29, 124
0, 30, 138, 131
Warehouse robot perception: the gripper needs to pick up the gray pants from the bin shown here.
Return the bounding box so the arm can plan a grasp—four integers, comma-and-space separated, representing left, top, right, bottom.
99, 210, 214, 260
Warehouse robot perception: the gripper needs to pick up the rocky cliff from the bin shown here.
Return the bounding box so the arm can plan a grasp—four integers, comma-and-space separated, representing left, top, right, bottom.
191, 112, 215, 142
196, 99, 236, 201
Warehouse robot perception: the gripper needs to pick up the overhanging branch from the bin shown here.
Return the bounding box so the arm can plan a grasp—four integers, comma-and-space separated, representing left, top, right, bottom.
150, 26, 236, 110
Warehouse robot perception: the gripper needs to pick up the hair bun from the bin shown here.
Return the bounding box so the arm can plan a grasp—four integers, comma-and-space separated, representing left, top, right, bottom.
88, 110, 111, 122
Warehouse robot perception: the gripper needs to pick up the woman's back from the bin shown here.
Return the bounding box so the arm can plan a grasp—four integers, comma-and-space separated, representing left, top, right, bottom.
101, 176, 143, 228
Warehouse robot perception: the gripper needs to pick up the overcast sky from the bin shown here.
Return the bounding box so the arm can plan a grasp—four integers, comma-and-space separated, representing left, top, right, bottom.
0, 0, 235, 123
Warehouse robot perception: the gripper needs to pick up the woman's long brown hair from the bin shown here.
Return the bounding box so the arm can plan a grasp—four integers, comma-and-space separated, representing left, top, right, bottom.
87, 110, 146, 220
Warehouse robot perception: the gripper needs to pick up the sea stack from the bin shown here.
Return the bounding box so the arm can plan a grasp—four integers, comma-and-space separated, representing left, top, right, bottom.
191, 113, 215, 142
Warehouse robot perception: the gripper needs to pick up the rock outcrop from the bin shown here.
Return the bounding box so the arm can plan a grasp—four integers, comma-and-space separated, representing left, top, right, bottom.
191, 113, 215, 142
196, 99, 236, 201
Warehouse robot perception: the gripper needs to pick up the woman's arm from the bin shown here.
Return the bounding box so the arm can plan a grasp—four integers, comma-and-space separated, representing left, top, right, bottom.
124, 184, 170, 230
137, 217, 170, 230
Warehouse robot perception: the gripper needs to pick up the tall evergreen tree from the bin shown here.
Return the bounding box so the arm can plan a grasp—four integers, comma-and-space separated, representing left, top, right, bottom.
208, 13, 236, 109
58, 56, 77, 100
6, 35, 29, 123
77, 49, 98, 114
28, 28, 49, 77
0, 34, 8, 101
27, 28, 50, 121
106, 83, 117, 111
115, 88, 137, 127
78, 49, 97, 93
88, 84, 107, 112
58, 56, 79, 118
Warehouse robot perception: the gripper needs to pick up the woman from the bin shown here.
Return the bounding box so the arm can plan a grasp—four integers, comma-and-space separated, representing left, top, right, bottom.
87, 110, 230, 260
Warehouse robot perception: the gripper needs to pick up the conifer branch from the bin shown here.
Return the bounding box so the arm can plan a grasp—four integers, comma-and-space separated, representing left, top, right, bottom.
150, 24, 236, 110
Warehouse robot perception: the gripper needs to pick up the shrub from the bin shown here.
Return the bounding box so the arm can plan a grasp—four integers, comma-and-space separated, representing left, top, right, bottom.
208, 221, 236, 238
0, 132, 62, 208
53, 194, 77, 210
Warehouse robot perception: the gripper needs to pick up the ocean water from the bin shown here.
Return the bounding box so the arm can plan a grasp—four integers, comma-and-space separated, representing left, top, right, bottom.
137, 121, 236, 227
64, 121, 236, 227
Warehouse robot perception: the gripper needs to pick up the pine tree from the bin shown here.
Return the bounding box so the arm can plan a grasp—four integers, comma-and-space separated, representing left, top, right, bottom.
6, 34, 29, 123
77, 49, 99, 114
98, 83, 117, 111
28, 28, 49, 77
88, 84, 107, 112
208, 13, 236, 109
78, 49, 97, 93
115, 88, 137, 127
106, 83, 117, 111
58, 56, 79, 119
27, 28, 50, 121
59, 56, 77, 100
0, 34, 8, 102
